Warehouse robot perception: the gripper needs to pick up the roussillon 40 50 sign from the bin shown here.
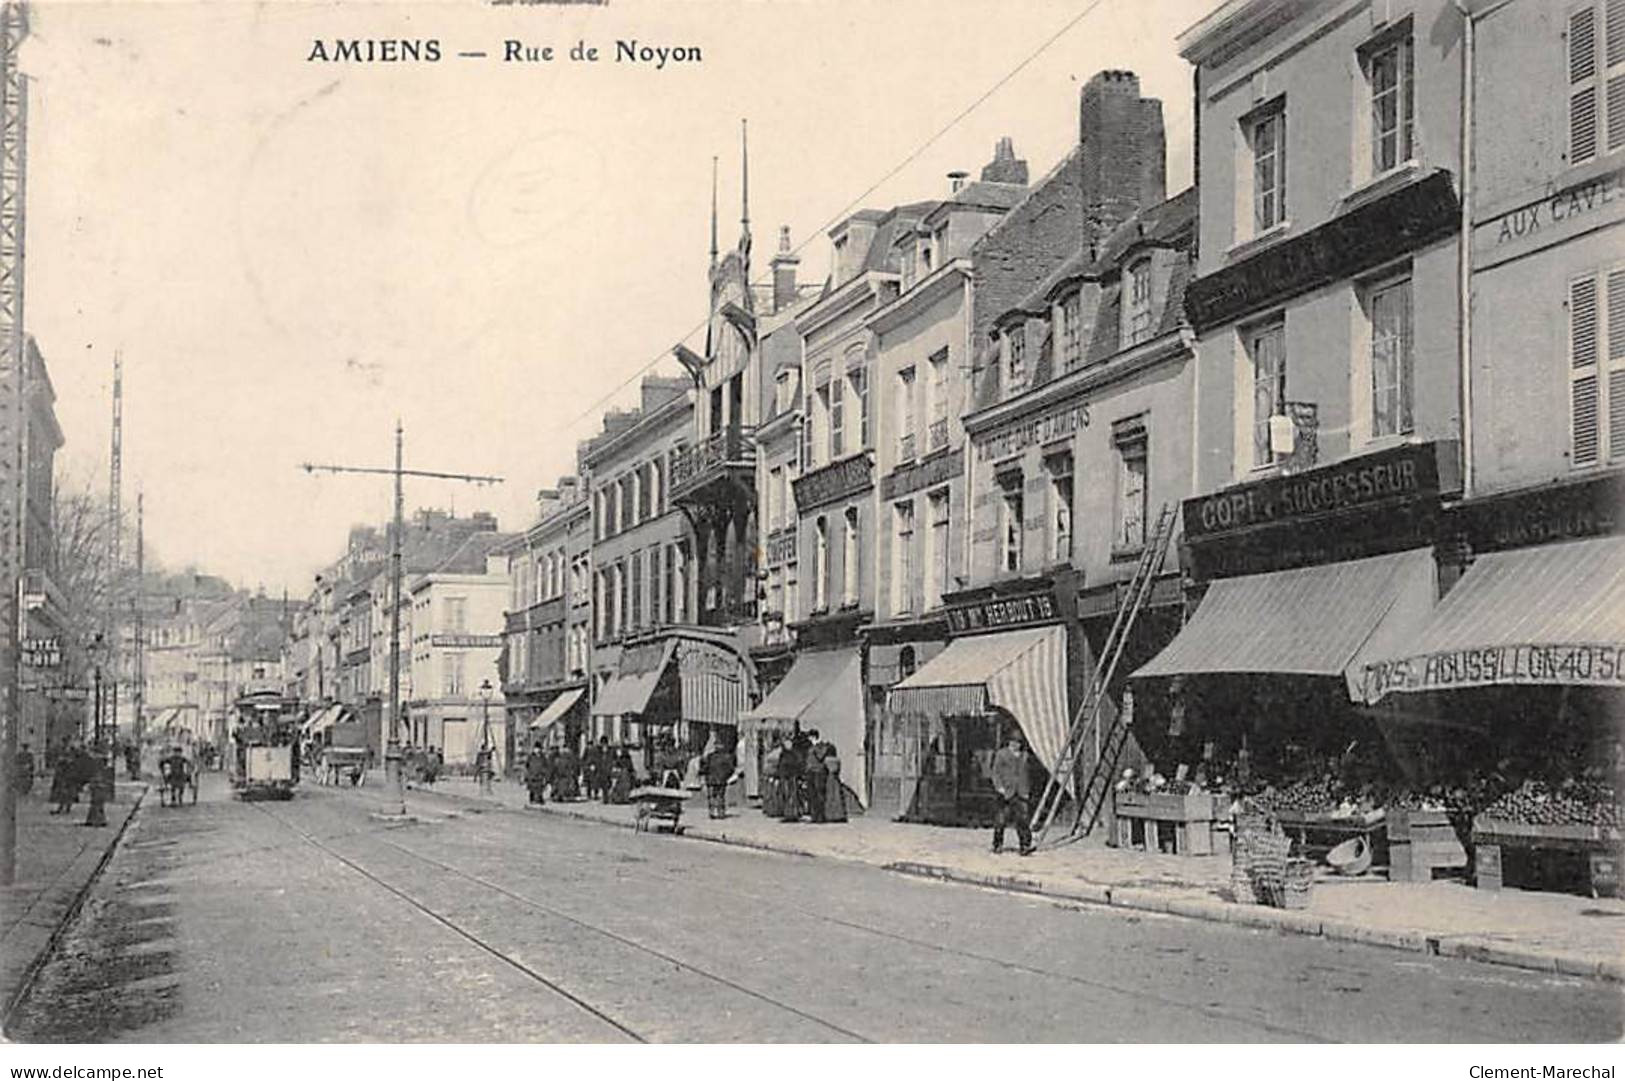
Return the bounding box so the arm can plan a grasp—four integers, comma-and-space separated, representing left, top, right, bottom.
1363, 642, 1625, 702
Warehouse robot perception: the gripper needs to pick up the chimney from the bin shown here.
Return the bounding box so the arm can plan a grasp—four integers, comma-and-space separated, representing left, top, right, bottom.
948, 170, 969, 195
771, 225, 800, 313
537, 487, 560, 517
1078, 70, 1166, 249
557, 475, 580, 503
979, 137, 1029, 185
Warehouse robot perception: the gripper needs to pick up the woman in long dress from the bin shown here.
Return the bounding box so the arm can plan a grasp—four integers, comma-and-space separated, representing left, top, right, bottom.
761, 741, 783, 818
820, 740, 848, 823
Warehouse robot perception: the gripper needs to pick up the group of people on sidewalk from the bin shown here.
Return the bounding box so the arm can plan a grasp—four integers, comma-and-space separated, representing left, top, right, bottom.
35, 741, 117, 826
526, 738, 636, 806
761, 725, 847, 825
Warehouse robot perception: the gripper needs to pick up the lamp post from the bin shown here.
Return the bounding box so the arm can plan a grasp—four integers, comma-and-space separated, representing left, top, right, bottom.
477, 677, 494, 796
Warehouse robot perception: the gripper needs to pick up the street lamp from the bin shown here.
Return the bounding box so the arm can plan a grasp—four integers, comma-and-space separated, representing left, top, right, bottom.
477, 677, 494, 796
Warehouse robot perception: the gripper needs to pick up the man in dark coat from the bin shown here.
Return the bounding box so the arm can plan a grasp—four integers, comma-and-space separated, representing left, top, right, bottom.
700, 740, 737, 819
525, 745, 548, 805
554, 744, 581, 800
991, 733, 1034, 856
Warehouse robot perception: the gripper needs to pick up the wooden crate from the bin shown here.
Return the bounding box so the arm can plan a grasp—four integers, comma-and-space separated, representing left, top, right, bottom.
1387, 808, 1467, 882
1472, 817, 1625, 896
1113, 791, 1226, 857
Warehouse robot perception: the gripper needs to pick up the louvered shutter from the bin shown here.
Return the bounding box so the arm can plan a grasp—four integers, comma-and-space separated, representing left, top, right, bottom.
1573, 6, 1600, 163
1609, 268, 1625, 459
1573, 275, 1601, 466
1608, 0, 1625, 150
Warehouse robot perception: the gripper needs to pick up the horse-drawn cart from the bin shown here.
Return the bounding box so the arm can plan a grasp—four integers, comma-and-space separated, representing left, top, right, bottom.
321, 746, 368, 786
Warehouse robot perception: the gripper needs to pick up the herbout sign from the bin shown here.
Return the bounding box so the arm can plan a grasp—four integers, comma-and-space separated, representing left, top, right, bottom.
946, 590, 1058, 634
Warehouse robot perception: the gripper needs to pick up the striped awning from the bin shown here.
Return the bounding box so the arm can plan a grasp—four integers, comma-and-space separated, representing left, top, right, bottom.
740, 648, 867, 806
150, 707, 182, 733
888, 625, 1069, 780
531, 688, 585, 730
1361, 535, 1625, 703
677, 637, 751, 727
304, 705, 345, 736
593, 640, 676, 718
1132, 547, 1438, 701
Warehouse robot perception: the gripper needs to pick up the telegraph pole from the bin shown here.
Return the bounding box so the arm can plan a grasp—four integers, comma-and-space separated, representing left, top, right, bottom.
132, 490, 144, 762
301, 421, 502, 818
104, 354, 121, 748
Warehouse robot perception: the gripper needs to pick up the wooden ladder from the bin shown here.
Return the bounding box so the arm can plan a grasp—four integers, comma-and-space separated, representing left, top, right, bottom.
1030, 503, 1178, 848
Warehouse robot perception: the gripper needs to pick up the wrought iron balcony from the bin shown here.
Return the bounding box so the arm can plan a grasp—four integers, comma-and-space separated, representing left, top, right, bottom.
1279, 401, 1319, 475
671, 424, 757, 504
928, 418, 948, 452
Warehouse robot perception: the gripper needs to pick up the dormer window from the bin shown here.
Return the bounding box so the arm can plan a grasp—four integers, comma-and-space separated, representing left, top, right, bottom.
775, 369, 794, 415
920, 237, 934, 274
900, 243, 918, 290
1005, 326, 1027, 392
1060, 292, 1084, 370
1124, 258, 1154, 347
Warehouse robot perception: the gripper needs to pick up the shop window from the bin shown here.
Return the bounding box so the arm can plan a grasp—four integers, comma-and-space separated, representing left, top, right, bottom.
926, 489, 950, 610
998, 471, 1024, 574
1114, 419, 1148, 554
1570, 266, 1625, 467
1247, 317, 1288, 468
843, 506, 860, 607
1363, 31, 1415, 176
1047, 453, 1074, 565
1567, 3, 1625, 165
1248, 102, 1287, 234
1060, 292, 1084, 371
1123, 259, 1155, 347
1366, 275, 1415, 438
814, 516, 830, 612
893, 500, 915, 615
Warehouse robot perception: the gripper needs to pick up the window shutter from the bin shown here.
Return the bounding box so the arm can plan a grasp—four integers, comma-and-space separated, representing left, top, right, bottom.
1610, 0, 1625, 150
1573, 6, 1600, 162
1610, 268, 1625, 458
1573, 275, 1601, 466
1610, 0, 1625, 65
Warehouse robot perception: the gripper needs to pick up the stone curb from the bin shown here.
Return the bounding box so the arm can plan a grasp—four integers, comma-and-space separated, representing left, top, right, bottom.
1, 785, 148, 1028
427, 785, 1622, 986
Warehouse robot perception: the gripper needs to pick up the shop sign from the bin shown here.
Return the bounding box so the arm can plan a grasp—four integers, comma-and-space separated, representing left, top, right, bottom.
1363, 643, 1625, 702
792, 454, 872, 512
619, 640, 670, 676
22, 637, 62, 667
881, 446, 962, 500
974, 404, 1088, 463
946, 590, 1058, 634
765, 526, 797, 567
1451, 473, 1622, 554
430, 634, 503, 648
1185, 442, 1445, 541
1184, 170, 1459, 333
677, 639, 743, 680
1475, 165, 1625, 271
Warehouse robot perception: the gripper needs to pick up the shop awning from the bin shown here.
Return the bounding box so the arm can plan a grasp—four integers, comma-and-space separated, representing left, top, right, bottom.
1131, 547, 1437, 701
149, 707, 181, 734
740, 647, 867, 806
887, 625, 1069, 781
677, 637, 752, 727
1360, 535, 1625, 703
592, 640, 676, 718
304, 705, 345, 736
531, 688, 584, 730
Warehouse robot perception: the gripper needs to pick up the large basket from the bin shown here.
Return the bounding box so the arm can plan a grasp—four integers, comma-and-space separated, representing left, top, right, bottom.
1231, 807, 1291, 905
1281, 857, 1315, 910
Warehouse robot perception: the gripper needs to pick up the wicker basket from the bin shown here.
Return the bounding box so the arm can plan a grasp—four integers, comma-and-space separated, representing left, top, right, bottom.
1281, 857, 1315, 910
1230, 805, 1291, 905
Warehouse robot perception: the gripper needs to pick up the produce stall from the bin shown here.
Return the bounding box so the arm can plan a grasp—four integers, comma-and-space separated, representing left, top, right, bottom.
1112, 781, 1229, 857
1471, 778, 1622, 896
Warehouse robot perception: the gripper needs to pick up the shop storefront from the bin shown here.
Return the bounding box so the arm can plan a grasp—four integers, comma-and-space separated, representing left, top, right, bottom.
528, 684, 587, 754
591, 629, 756, 770
738, 647, 865, 806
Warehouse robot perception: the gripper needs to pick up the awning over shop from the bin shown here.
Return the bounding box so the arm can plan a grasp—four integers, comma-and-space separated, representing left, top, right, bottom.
531, 688, 584, 730
677, 637, 752, 727
149, 707, 181, 734
1131, 547, 1437, 701
304, 705, 346, 736
887, 626, 1069, 782
1360, 535, 1625, 703
740, 647, 867, 806
592, 640, 676, 718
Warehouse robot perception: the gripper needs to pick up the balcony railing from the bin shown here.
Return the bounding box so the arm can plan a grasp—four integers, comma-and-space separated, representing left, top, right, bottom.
898, 431, 916, 463
1279, 401, 1319, 474
671, 424, 756, 497
928, 418, 948, 452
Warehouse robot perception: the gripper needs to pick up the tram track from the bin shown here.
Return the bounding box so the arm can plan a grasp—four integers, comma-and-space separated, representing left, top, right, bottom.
249, 799, 876, 1043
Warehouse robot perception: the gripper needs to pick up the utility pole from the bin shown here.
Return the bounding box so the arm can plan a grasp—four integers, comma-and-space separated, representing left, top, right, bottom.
104, 353, 121, 747
301, 421, 501, 818
132, 490, 143, 762
0, 0, 30, 886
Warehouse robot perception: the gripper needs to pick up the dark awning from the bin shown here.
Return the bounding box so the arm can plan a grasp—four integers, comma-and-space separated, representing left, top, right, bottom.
1132, 547, 1437, 700
592, 640, 676, 718
1361, 535, 1625, 702
741, 647, 866, 805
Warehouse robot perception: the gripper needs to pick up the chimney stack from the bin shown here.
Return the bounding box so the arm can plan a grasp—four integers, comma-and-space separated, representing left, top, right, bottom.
948, 170, 969, 195
1078, 70, 1166, 248
771, 225, 800, 313
980, 137, 1029, 185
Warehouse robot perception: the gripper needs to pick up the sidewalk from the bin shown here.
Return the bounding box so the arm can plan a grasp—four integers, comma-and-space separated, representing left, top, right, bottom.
0, 781, 146, 1022
418, 774, 1625, 983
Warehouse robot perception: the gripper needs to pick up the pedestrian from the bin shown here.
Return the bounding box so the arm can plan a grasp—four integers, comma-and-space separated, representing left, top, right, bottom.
525, 744, 548, 805
425, 746, 443, 785
124, 741, 141, 781
48, 742, 77, 814
700, 737, 737, 820
13, 743, 34, 798
991, 732, 1034, 856
778, 733, 804, 823
816, 736, 847, 824
608, 746, 635, 804
83, 746, 112, 828
554, 743, 580, 800
804, 731, 828, 824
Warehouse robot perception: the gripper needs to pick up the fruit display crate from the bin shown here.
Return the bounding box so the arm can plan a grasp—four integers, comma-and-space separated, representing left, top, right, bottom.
1271, 809, 1390, 867
1113, 791, 1229, 857
1388, 808, 1468, 883
1471, 816, 1624, 895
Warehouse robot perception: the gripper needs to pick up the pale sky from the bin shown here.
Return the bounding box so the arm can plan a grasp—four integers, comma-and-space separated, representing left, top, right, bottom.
25, 0, 1212, 596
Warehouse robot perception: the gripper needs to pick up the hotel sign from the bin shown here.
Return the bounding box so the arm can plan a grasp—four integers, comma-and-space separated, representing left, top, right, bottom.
974, 405, 1088, 463
946, 589, 1059, 634
1185, 443, 1448, 542
430, 634, 503, 649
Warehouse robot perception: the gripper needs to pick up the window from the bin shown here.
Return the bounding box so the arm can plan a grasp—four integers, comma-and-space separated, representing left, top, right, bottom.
1366, 35, 1414, 174
768, 466, 783, 529
900, 243, 918, 290
898, 366, 917, 461
800, 405, 814, 470
1248, 319, 1288, 468
850, 360, 870, 448
814, 379, 832, 465
1368, 277, 1415, 437
1568, 3, 1625, 165
830, 375, 846, 458
843, 507, 860, 606
1570, 267, 1625, 466
929, 348, 949, 450
630, 472, 644, 527
630, 551, 643, 631
671, 543, 688, 622
442, 652, 465, 697
1047, 454, 1074, 565
1114, 421, 1148, 553
775, 370, 793, 414
927, 489, 950, 610
650, 459, 663, 517
893, 500, 914, 615
616, 561, 629, 636
1005, 327, 1027, 391
443, 597, 467, 634
813, 516, 830, 611
1061, 293, 1084, 370
1251, 106, 1287, 233
1124, 259, 1154, 347
998, 472, 1024, 574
